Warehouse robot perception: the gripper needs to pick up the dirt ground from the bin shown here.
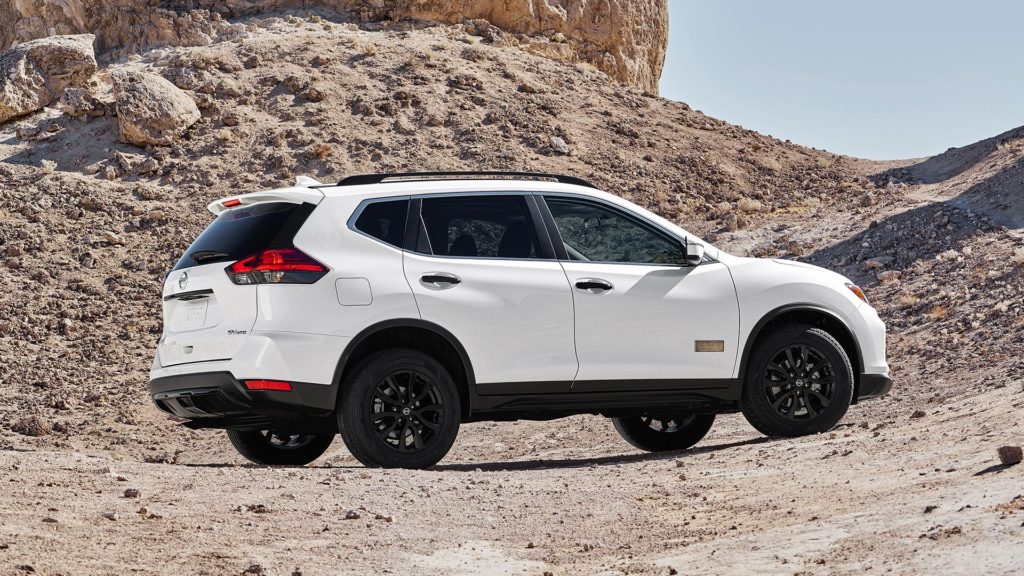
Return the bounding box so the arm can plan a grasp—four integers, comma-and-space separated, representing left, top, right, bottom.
1, 385, 1021, 575
1, 12, 1023, 576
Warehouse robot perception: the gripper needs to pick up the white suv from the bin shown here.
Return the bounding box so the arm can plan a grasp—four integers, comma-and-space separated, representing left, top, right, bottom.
150, 172, 891, 469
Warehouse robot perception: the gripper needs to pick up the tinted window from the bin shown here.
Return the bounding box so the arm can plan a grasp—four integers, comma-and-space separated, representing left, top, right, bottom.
173, 202, 314, 270
415, 196, 540, 259
354, 199, 409, 248
546, 198, 684, 265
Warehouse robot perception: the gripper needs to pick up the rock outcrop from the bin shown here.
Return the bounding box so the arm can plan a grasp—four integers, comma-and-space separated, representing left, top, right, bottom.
0, 0, 668, 93
0, 34, 96, 123
112, 71, 200, 146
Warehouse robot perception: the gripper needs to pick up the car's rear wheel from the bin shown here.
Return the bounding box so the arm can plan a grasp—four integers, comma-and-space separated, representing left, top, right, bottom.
740, 324, 854, 437
337, 349, 460, 469
612, 413, 716, 452
226, 429, 334, 466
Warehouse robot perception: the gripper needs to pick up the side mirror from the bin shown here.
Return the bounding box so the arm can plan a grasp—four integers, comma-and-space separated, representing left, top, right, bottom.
684, 241, 705, 266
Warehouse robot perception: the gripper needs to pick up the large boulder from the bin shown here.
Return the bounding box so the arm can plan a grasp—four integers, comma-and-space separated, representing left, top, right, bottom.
0, 34, 97, 124
112, 70, 200, 146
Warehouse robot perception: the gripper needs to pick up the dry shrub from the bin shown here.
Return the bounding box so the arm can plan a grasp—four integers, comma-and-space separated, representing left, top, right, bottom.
927, 304, 948, 320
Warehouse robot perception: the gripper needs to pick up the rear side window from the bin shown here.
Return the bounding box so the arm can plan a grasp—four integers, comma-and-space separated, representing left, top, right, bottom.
353, 199, 409, 248
414, 195, 540, 259
173, 202, 315, 270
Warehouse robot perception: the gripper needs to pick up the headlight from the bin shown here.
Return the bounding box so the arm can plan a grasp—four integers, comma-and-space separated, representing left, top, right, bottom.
846, 283, 868, 304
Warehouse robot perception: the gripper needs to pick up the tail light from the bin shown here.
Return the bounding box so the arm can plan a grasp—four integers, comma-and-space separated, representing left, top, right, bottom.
226, 248, 328, 285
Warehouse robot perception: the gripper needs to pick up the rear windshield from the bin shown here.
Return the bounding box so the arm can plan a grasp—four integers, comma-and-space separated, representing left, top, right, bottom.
173, 202, 315, 270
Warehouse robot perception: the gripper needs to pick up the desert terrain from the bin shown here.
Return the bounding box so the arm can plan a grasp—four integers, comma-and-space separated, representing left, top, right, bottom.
0, 4, 1022, 575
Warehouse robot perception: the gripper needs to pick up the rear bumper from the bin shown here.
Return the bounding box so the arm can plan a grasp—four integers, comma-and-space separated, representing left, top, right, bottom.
149, 372, 336, 431
857, 373, 892, 401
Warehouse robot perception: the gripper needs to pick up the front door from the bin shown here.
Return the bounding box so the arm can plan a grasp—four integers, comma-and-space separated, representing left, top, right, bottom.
542, 196, 739, 390
402, 194, 578, 393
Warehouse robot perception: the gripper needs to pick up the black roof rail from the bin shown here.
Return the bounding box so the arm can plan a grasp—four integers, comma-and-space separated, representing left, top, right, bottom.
331, 171, 598, 189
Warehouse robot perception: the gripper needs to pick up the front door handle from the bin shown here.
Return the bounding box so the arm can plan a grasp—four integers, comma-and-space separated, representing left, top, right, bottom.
420, 273, 462, 289
575, 278, 613, 293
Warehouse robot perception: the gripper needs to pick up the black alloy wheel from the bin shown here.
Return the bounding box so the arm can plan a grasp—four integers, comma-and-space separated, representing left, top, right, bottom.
370, 370, 445, 453
761, 344, 836, 420
740, 324, 854, 437
612, 412, 716, 452
337, 348, 461, 469
226, 428, 335, 466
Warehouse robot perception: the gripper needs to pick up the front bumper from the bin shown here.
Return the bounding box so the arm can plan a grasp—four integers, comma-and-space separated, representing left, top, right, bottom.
857, 373, 892, 401
149, 372, 337, 431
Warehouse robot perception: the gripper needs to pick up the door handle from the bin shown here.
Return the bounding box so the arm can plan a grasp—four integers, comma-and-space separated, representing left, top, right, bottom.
420, 273, 461, 289
575, 278, 613, 293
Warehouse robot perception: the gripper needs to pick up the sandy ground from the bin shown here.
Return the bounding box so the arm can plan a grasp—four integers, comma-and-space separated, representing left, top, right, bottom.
2, 384, 1022, 576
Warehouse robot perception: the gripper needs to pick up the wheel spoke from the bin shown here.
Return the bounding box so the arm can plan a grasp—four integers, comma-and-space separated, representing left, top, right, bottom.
413, 403, 442, 415
771, 390, 795, 410
809, 389, 831, 408
410, 423, 425, 449
417, 418, 440, 431
374, 389, 403, 406
802, 391, 817, 417
799, 346, 809, 370
377, 418, 401, 440
766, 362, 788, 377
785, 348, 797, 371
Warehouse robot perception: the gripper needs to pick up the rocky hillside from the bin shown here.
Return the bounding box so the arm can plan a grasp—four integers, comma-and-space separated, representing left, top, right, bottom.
1, 0, 667, 92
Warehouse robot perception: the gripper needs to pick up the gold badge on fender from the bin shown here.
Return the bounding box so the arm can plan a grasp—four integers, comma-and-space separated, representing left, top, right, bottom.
694, 340, 725, 353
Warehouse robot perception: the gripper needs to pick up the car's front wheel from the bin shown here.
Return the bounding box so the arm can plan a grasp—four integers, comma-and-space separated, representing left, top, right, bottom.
612, 413, 716, 452
226, 429, 334, 466
740, 324, 854, 437
337, 348, 461, 469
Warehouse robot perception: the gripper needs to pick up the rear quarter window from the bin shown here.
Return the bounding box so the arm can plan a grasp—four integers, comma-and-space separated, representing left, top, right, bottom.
353, 199, 409, 248
173, 202, 315, 270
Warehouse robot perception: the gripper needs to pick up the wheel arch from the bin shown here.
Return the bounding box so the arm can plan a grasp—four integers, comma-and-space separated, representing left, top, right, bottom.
738, 304, 864, 402
332, 319, 476, 419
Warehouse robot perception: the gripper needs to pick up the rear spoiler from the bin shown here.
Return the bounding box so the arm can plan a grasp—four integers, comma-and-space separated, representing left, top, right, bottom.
207, 176, 326, 216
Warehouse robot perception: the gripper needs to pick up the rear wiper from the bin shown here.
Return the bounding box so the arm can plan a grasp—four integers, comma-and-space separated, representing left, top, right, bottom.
190, 250, 229, 265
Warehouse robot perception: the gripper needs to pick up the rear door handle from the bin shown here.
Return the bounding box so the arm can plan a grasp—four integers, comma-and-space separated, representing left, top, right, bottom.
420, 273, 461, 289
575, 278, 613, 293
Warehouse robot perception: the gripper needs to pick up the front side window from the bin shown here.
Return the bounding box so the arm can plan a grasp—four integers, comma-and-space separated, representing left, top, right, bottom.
415, 195, 540, 259
545, 197, 685, 265
354, 199, 409, 248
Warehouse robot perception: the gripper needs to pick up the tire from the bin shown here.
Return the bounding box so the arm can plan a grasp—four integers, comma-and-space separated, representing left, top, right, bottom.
336, 348, 461, 469
612, 413, 716, 452
740, 324, 854, 437
226, 429, 334, 466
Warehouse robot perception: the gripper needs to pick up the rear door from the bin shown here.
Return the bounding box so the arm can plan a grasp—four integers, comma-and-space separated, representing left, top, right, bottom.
402, 194, 578, 393
158, 202, 314, 367
542, 195, 739, 388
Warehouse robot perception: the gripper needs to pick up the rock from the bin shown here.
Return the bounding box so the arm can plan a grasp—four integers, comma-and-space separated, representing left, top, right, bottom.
910, 409, 926, 419
0, 34, 97, 124
60, 87, 106, 119
123, 488, 141, 498
865, 256, 894, 269
11, 415, 51, 437
115, 151, 159, 174
859, 192, 876, 207
102, 511, 118, 521
344, 509, 361, 519
549, 135, 569, 155
112, 71, 200, 146
786, 240, 804, 256
876, 270, 901, 284
997, 446, 1022, 466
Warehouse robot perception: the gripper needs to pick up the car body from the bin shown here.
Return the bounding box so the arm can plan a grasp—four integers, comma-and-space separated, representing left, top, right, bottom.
149, 172, 891, 467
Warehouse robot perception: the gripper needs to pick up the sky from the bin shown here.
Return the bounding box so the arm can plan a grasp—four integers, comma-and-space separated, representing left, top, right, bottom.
660, 1, 1024, 160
